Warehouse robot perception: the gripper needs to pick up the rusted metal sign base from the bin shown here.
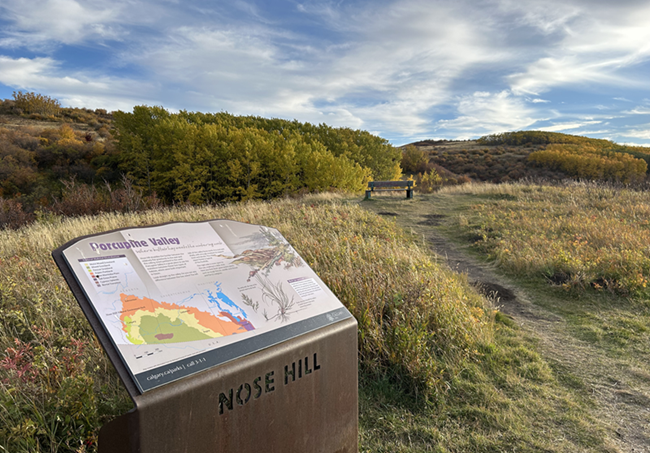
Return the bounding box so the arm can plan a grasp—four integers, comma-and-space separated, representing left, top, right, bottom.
99, 316, 358, 453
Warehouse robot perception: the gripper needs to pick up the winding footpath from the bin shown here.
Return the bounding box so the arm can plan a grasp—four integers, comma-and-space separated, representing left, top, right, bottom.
421, 220, 650, 453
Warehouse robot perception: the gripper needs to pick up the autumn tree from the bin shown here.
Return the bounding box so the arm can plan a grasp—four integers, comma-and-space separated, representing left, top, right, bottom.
401, 145, 428, 174
528, 144, 647, 183
113, 106, 379, 203
12, 91, 61, 116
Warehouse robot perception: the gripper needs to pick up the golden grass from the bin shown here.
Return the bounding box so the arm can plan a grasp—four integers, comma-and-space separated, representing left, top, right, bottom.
0, 196, 491, 452
440, 181, 650, 293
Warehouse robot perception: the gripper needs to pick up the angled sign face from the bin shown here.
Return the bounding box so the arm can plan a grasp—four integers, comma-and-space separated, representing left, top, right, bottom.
53, 220, 351, 396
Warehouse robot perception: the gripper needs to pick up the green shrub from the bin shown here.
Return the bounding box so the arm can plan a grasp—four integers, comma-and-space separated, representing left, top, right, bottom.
113, 106, 383, 202
401, 145, 428, 174
414, 169, 442, 193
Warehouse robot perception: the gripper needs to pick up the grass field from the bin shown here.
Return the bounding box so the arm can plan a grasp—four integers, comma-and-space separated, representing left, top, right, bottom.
0, 194, 491, 452
3, 182, 646, 452
434, 182, 650, 361
362, 181, 650, 452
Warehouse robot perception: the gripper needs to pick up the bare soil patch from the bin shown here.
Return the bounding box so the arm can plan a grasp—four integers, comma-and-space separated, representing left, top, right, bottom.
473, 281, 516, 302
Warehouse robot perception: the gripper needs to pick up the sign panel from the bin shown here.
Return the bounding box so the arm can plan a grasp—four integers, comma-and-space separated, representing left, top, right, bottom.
55, 220, 351, 393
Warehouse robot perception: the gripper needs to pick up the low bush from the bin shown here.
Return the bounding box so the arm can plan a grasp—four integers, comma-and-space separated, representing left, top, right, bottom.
0, 199, 35, 229
401, 145, 429, 174
414, 169, 442, 193
49, 177, 162, 218
528, 144, 647, 183
12, 92, 60, 117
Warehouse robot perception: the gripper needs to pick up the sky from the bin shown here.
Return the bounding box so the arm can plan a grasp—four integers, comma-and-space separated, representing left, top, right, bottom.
0, 0, 649, 146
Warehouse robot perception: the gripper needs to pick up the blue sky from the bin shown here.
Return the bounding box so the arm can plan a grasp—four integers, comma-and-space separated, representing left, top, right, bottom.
1, 0, 649, 146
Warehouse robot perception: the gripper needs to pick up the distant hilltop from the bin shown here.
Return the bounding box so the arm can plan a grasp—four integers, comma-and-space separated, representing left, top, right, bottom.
400, 130, 650, 187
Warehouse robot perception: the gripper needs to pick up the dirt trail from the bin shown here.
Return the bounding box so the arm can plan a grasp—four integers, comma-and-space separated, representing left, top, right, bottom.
0, 114, 95, 131
419, 220, 650, 453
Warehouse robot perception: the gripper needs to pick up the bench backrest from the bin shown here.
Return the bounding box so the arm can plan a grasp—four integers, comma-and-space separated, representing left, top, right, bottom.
368, 180, 413, 189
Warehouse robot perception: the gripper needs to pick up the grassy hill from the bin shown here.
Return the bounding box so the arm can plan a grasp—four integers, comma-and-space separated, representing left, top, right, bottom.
3, 91, 650, 230
0, 95, 401, 230
362, 182, 650, 452
404, 131, 650, 185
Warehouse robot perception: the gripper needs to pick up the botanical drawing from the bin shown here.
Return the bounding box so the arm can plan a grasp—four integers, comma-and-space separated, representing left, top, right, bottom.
220, 227, 303, 281
240, 273, 296, 323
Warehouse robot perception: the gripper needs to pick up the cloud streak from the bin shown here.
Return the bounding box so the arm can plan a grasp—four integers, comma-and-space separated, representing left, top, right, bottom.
0, 0, 648, 145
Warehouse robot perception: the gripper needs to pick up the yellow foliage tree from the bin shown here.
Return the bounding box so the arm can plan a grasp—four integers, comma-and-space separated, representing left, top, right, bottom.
528, 144, 647, 183
12, 91, 61, 116
415, 168, 442, 193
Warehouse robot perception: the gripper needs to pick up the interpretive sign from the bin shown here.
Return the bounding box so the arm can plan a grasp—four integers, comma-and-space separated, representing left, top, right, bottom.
53, 219, 352, 395
53, 219, 358, 453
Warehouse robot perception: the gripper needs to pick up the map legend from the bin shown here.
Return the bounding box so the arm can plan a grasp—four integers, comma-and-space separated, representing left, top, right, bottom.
78, 255, 134, 289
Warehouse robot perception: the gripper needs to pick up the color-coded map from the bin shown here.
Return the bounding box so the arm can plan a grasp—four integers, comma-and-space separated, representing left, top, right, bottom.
120, 293, 254, 345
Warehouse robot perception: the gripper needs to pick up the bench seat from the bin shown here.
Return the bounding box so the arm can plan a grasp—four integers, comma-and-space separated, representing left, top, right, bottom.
365, 180, 414, 199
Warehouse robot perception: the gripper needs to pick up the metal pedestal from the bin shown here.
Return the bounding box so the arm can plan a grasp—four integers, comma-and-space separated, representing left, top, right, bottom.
99, 316, 358, 453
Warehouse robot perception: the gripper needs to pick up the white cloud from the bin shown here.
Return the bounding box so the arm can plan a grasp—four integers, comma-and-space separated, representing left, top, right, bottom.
0, 56, 57, 87
0, 0, 649, 143
0, 55, 157, 111
623, 125, 650, 140
493, 0, 580, 36
623, 107, 650, 115
129, 26, 339, 121
568, 129, 613, 136
118, 0, 513, 136
0, 0, 126, 48
436, 91, 542, 137
620, 143, 650, 147
505, 0, 650, 95
539, 120, 602, 132
509, 56, 637, 96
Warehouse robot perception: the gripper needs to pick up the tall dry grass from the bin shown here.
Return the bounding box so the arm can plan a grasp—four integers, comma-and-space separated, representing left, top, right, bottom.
442, 181, 650, 293
0, 195, 491, 452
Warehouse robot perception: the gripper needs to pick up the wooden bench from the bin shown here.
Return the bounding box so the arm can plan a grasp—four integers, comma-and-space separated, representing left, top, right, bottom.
365, 180, 414, 199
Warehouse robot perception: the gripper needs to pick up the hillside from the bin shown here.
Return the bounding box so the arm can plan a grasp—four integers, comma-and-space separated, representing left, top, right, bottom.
3, 91, 650, 231
406, 139, 565, 182
0, 196, 495, 452
404, 131, 650, 185
3, 95, 648, 452
3, 186, 644, 452
0, 96, 402, 229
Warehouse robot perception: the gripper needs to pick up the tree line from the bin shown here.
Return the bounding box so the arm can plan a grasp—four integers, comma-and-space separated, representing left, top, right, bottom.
477, 130, 618, 147
477, 130, 650, 183
0, 99, 403, 228
114, 106, 401, 204
528, 144, 647, 183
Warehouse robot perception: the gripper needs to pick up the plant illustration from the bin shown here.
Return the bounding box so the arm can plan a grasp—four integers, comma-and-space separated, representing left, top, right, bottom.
220, 227, 304, 281
256, 274, 296, 323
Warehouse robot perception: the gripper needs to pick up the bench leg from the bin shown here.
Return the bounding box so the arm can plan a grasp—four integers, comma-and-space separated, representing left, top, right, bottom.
406, 189, 413, 199
365, 190, 372, 200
